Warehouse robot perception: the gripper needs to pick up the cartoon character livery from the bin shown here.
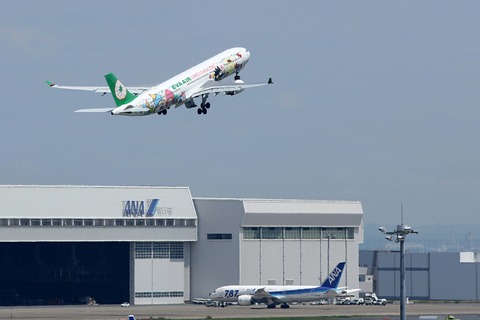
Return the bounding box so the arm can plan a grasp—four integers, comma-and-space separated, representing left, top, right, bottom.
47, 47, 273, 117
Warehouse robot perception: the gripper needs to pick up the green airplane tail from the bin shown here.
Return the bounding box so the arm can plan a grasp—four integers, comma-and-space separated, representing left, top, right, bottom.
104, 73, 137, 107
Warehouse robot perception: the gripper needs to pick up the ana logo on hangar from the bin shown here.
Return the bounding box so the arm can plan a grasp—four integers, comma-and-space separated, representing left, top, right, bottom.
122, 199, 159, 217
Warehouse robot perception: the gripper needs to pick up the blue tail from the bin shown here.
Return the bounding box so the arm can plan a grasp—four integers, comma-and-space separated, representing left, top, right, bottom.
128, 315, 135, 320
320, 262, 346, 289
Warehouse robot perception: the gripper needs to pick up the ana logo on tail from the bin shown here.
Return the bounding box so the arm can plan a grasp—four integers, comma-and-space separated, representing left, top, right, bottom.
321, 261, 345, 288
328, 266, 342, 285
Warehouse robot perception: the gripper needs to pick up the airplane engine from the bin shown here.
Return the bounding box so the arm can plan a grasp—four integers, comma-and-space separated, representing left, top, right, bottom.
237, 294, 254, 306
225, 79, 245, 96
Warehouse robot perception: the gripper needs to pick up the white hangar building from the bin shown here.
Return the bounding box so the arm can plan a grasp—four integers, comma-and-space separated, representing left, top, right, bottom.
0, 185, 364, 306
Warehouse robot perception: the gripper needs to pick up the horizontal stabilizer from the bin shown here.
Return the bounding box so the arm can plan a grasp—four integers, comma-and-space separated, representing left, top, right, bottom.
340, 288, 361, 295
75, 108, 114, 113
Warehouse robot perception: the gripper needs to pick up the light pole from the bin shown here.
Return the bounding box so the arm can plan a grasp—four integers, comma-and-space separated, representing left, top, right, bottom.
379, 224, 418, 320
326, 234, 334, 272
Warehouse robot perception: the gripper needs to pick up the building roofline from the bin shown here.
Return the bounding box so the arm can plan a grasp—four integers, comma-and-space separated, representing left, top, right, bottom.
193, 197, 361, 204
0, 185, 190, 190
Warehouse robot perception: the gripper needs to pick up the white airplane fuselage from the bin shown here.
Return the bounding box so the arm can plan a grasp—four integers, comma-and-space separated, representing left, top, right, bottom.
208, 262, 352, 308
209, 285, 338, 304
112, 47, 250, 116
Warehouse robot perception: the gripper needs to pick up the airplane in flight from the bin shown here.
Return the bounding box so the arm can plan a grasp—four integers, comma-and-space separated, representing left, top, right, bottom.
46, 47, 273, 116
209, 262, 360, 308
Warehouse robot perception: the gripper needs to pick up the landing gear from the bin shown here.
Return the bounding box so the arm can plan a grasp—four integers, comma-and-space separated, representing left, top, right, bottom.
267, 303, 276, 309
280, 303, 290, 309
197, 95, 210, 115
157, 109, 167, 115
234, 72, 241, 81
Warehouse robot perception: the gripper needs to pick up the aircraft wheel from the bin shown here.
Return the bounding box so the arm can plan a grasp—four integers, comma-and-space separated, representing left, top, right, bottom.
267, 304, 276, 309
205, 102, 211, 109
280, 304, 289, 309
203, 108, 208, 114
162, 109, 167, 115
197, 108, 202, 115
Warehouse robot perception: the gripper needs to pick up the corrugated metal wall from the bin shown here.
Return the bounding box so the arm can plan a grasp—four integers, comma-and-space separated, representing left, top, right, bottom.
361, 250, 480, 301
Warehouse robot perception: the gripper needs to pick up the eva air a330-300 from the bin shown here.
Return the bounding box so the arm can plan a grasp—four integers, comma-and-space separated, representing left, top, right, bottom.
47, 47, 273, 116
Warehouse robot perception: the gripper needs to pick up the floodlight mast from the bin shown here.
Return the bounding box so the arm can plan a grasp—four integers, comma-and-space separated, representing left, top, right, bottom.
378, 223, 418, 320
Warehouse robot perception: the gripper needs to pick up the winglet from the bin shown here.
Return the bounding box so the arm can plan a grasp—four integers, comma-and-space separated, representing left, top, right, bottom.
46, 80, 56, 87
268, 78, 273, 84
320, 262, 346, 289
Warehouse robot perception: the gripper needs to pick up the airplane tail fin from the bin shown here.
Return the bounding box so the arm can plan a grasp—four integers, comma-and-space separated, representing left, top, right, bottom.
320, 261, 346, 289
128, 315, 135, 320
104, 73, 137, 107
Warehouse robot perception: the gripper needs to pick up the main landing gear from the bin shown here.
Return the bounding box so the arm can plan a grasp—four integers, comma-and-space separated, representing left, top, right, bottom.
157, 107, 169, 115
197, 94, 210, 115
267, 303, 289, 309
195, 71, 242, 115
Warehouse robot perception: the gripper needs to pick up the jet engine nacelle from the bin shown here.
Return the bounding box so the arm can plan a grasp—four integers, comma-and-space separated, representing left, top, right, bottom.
225, 79, 245, 96
237, 294, 254, 306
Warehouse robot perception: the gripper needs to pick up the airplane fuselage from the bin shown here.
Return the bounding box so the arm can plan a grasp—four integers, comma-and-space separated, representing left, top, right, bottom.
208, 262, 350, 307
112, 47, 250, 116
210, 284, 338, 304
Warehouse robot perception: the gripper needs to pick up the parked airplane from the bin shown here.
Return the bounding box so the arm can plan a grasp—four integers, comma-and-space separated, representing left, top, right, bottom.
46, 47, 273, 116
209, 261, 359, 308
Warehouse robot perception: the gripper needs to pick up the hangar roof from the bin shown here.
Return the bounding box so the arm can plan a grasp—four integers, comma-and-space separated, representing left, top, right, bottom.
0, 185, 197, 219
241, 199, 363, 227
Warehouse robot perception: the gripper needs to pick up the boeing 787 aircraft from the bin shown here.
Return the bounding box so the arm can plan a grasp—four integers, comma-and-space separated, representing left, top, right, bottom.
47, 47, 273, 116
209, 262, 360, 308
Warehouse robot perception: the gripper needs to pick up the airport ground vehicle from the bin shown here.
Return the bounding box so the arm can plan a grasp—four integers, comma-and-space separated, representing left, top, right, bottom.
352, 298, 365, 305
365, 293, 386, 306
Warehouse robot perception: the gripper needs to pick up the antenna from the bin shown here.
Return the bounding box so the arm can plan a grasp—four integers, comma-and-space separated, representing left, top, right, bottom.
401, 204, 404, 225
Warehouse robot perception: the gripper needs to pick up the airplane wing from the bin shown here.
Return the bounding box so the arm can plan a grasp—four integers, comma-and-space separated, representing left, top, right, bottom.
252, 288, 273, 300
46, 81, 148, 95
75, 108, 115, 113
189, 78, 273, 98
252, 287, 280, 305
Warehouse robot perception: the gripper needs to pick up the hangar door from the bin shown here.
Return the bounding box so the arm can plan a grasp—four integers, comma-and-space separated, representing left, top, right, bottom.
0, 242, 130, 306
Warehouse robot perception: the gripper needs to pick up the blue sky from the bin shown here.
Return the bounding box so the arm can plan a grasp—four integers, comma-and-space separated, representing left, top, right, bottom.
1, 1, 479, 226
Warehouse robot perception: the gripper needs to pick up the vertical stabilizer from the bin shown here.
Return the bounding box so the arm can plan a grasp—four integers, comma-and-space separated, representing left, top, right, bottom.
105, 73, 137, 107
128, 315, 136, 320
320, 261, 346, 289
